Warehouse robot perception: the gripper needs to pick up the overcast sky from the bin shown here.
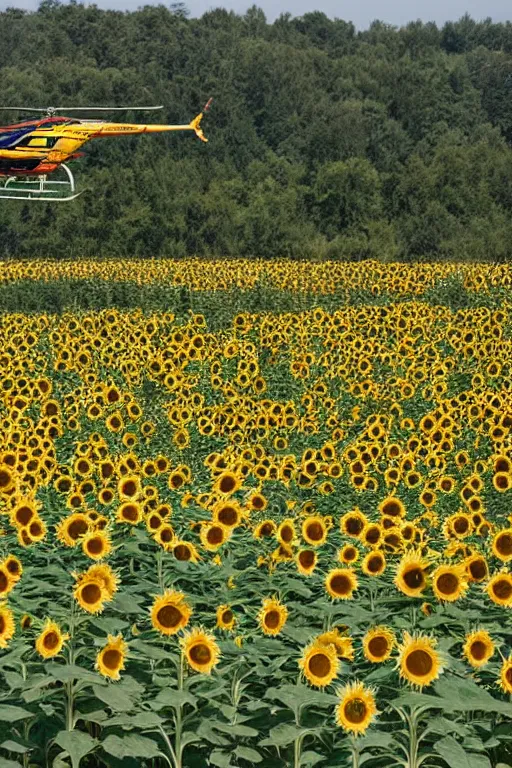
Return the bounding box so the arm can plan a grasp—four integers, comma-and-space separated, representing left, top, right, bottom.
0, 0, 510, 29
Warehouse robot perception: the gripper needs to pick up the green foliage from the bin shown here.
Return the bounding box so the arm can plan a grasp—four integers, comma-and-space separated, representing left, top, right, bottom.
1, 4, 512, 259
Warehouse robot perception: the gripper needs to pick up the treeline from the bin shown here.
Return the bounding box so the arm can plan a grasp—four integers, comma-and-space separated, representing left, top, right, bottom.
1, 2, 512, 260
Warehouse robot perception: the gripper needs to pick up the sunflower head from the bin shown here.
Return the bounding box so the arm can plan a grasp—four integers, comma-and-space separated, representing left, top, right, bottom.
216, 605, 235, 631
150, 591, 192, 636
296, 549, 317, 576
335, 680, 378, 735
35, 619, 69, 659
362, 551, 386, 577
0, 604, 15, 649
325, 568, 358, 600
363, 626, 395, 663
317, 628, 354, 660
395, 549, 429, 597
486, 571, 512, 607
73, 576, 108, 614
258, 597, 288, 636
397, 632, 443, 689
96, 634, 128, 680
431, 564, 468, 602
463, 629, 495, 669
181, 628, 220, 674
492, 529, 512, 562
301, 516, 329, 547
299, 640, 339, 688
82, 530, 111, 561
500, 655, 512, 694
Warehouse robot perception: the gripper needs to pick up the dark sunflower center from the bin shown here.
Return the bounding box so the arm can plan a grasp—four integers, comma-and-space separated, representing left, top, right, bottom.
454, 518, 469, 534
43, 631, 60, 650
368, 636, 388, 658
405, 649, 433, 676
87, 537, 104, 555
103, 649, 122, 670
122, 480, 137, 497
0, 616, 5, 633
222, 610, 233, 624
470, 641, 487, 661
122, 505, 138, 522
383, 501, 401, 516
493, 579, 512, 600
68, 519, 88, 540
218, 507, 238, 526
403, 567, 424, 589
219, 475, 236, 493
506, 667, 512, 685
469, 559, 487, 580
190, 643, 212, 665
330, 574, 351, 595
496, 534, 512, 556
344, 698, 367, 724
299, 550, 315, 568
0, 572, 9, 593
346, 517, 364, 535
16, 506, 34, 525
306, 522, 324, 541
308, 652, 331, 678
157, 605, 182, 629
82, 583, 101, 604
280, 525, 293, 543
368, 555, 383, 573
259, 523, 273, 537
436, 573, 458, 595
264, 610, 280, 629
174, 545, 191, 561
207, 526, 224, 545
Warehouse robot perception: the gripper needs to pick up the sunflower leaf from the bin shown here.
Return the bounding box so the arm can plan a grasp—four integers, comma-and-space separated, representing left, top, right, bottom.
0, 706, 34, 723
235, 745, 263, 763
434, 735, 491, 768
101, 734, 162, 759
54, 731, 98, 768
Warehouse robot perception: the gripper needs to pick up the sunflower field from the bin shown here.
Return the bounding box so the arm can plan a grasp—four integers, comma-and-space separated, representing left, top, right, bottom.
0, 259, 512, 768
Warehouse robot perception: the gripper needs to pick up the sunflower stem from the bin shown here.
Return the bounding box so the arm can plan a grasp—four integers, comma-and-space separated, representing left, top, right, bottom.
350, 737, 360, 768
174, 651, 185, 768
65, 596, 76, 731
157, 549, 164, 592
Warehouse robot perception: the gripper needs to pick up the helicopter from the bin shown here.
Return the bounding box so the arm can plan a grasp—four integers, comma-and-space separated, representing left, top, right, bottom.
0, 99, 212, 202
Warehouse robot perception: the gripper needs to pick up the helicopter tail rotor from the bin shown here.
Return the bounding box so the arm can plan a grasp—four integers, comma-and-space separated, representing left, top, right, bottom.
189, 98, 213, 143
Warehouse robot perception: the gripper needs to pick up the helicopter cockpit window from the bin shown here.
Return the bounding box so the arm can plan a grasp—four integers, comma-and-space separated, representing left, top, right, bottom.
16, 136, 59, 148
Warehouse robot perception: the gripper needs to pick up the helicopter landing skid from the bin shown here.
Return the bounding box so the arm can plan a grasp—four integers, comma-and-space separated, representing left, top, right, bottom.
0, 163, 82, 202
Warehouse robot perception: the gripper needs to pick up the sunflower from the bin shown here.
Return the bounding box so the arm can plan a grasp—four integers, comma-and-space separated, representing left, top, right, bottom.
213, 501, 244, 529
486, 571, 512, 607
317, 628, 354, 661
117, 475, 141, 502
302, 516, 329, 547
73, 576, 108, 614
0, 604, 15, 648
492, 528, 512, 562
10, 499, 38, 529
363, 626, 395, 663
397, 632, 443, 689
81, 530, 111, 561
200, 522, 231, 551
299, 640, 339, 688
214, 471, 240, 496
116, 502, 143, 525
86, 563, 119, 599
338, 544, 359, 565
378, 496, 405, 519
258, 597, 288, 636
172, 540, 201, 563
4, 555, 22, 582
277, 519, 296, 546
340, 509, 367, 538
150, 591, 192, 636
395, 550, 429, 598
96, 634, 128, 681
463, 629, 495, 668
362, 551, 386, 577
216, 605, 235, 631
181, 628, 220, 674
56, 513, 90, 547
431, 564, 468, 602
296, 549, 317, 576
335, 681, 377, 735
35, 619, 69, 659
325, 568, 358, 600
499, 655, 512, 694
465, 553, 488, 583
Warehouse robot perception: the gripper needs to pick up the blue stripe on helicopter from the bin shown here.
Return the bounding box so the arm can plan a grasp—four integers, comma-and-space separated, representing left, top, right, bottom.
0, 127, 34, 149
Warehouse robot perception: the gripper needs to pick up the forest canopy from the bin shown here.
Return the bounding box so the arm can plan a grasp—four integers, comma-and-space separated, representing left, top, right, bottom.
1, 3, 512, 261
